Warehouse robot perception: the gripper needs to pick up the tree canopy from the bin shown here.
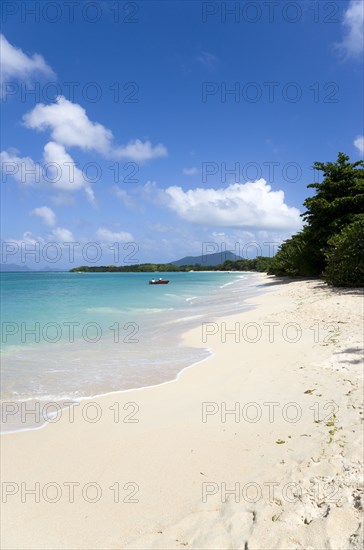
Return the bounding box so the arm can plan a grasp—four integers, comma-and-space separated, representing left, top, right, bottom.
269, 152, 364, 285
69, 257, 272, 273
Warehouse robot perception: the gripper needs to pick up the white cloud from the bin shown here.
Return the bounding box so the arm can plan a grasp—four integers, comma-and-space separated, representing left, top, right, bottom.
51, 227, 75, 241
113, 186, 134, 208
197, 51, 219, 71
183, 167, 199, 176
202, 229, 286, 258
354, 135, 364, 155
336, 0, 364, 59
96, 228, 134, 242
23, 96, 167, 161
140, 180, 169, 205
31, 206, 57, 227
7, 228, 80, 251
23, 96, 112, 153
0, 34, 55, 84
148, 222, 173, 233
9, 231, 45, 248
161, 179, 302, 231
1, 142, 95, 201
84, 186, 96, 206
114, 139, 167, 162
51, 193, 76, 206
42, 141, 86, 191
1, 149, 41, 185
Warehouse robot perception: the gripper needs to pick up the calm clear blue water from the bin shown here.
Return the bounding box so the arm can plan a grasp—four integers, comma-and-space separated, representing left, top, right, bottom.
1, 271, 249, 334
0, 271, 263, 431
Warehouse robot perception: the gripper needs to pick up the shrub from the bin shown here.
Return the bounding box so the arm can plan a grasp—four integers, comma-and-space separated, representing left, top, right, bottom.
268, 230, 317, 277
323, 217, 364, 287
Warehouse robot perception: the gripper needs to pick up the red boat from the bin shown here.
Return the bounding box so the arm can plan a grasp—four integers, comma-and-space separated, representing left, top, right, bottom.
149, 279, 169, 285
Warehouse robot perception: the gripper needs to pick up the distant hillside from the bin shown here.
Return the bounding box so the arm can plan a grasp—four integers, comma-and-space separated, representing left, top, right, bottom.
0, 264, 63, 272
171, 251, 242, 267
0, 263, 31, 272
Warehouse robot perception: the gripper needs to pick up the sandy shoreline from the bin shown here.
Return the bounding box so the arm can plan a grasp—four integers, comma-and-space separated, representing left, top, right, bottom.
1, 275, 363, 549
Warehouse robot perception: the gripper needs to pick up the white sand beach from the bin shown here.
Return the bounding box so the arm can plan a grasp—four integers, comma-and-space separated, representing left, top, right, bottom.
1, 275, 363, 550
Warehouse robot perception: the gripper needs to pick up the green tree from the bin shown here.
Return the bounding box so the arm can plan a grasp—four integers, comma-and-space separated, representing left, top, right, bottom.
269, 153, 364, 278
323, 216, 364, 287
268, 229, 315, 276
254, 256, 273, 272
302, 152, 364, 273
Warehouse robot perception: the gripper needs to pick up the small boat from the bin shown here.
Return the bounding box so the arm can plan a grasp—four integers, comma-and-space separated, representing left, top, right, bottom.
149, 279, 170, 285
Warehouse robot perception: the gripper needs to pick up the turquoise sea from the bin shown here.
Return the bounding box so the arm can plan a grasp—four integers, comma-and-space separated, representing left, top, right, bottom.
0, 271, 263, 431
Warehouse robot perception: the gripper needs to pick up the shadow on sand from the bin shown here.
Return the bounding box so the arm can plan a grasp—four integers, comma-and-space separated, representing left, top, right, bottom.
259, 275, 317, 287
260, 275, 364, 296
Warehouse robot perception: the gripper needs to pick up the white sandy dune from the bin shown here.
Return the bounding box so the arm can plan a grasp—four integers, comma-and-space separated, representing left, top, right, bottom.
1, 276, 363, 549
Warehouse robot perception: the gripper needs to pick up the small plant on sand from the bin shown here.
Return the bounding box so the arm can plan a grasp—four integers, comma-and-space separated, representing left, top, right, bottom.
326, 414, 338, 443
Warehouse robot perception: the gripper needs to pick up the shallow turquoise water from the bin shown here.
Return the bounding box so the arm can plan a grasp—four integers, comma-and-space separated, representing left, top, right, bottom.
1, 271, 242, 341
0, 271, 263, 431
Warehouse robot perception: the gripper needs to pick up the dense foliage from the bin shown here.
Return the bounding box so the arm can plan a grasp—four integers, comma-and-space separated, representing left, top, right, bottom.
323, 217, 364, 287
265, 229, 315, 277
69, 257, 273, 273
269, 153, 364, 286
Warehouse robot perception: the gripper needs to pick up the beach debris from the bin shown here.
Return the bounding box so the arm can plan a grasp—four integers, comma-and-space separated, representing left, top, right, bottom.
304, 389, 314, 394
276, 439, 285, 444
322, 505, 331, 518
304, 517, 312, 525
352, 491, 363, 511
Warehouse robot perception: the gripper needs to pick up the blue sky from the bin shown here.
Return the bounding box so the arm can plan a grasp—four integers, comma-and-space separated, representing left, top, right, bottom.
1, 0, 363, 268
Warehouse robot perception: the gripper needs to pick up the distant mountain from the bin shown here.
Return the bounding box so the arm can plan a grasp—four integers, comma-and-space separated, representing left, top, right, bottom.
0, 264, 63, 272
171, 251, 242, 267
0, 263, 32, 272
